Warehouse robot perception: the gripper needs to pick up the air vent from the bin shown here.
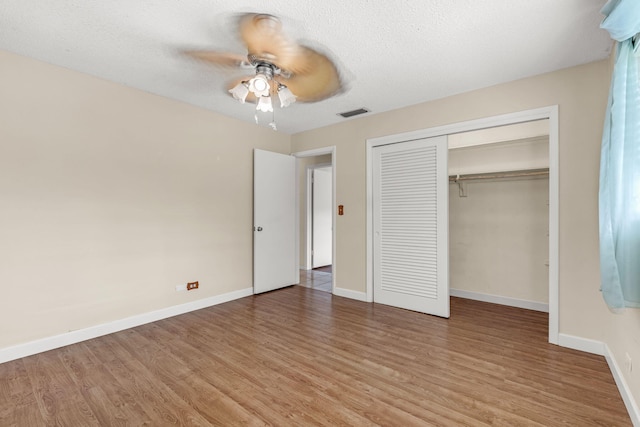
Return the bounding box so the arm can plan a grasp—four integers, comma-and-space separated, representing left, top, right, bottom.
337, 108, 370, 118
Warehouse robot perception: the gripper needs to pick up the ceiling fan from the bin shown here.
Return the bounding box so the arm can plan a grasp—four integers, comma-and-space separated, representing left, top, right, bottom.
186, 13, 343, 129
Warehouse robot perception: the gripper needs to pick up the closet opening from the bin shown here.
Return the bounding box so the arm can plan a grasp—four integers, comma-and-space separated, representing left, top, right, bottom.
448, 120, 550, 313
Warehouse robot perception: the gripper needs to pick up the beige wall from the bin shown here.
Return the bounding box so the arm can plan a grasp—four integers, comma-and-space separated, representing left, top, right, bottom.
449, 178, 549, 304
0, 50, 290, 348
292, 59, 640, 404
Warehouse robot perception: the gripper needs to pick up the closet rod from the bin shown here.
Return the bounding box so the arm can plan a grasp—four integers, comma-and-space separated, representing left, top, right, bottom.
449, 168, 549, 182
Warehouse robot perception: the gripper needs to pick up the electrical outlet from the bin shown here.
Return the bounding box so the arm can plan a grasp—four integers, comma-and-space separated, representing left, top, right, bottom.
625, 353, 633, 373
187, 281, 199, 291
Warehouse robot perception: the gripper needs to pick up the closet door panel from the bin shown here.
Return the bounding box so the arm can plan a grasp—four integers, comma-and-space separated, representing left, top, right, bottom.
373, 136, 449, 317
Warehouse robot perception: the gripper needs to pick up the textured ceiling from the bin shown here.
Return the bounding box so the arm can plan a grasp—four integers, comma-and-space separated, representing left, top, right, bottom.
0, 1, 612, 134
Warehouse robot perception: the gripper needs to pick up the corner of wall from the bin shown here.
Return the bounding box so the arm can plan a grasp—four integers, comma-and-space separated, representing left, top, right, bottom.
605, 344, 640, 426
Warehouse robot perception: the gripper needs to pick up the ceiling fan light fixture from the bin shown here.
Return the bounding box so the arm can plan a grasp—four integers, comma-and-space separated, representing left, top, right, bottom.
256, 95, 273, 113
229, 81, 250, 103
188, 13, 345, 131
277, 84, 296, 108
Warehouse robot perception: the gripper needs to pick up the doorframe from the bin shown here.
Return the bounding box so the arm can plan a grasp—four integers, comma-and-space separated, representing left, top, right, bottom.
306, 163, 332, 270
292, 146, 337, 293
365, 106, 559, 345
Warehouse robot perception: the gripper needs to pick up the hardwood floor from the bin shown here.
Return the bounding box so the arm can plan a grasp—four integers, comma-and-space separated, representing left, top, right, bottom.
0, 287, 631, 426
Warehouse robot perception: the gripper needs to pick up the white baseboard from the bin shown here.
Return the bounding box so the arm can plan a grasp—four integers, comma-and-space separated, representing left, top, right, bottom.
557, 333, 605, 356
542, 334, 638, 424
333, 287, 368, 302
0, 287, 253, 364
450, 288, 549, 313
605, 344, 640, 427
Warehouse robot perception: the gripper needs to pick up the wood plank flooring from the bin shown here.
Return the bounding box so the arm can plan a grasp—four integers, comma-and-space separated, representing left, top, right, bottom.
0, 287, 631, 426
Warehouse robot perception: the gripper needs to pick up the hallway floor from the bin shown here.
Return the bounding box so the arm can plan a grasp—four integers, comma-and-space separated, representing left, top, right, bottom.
298, 268, 332, 293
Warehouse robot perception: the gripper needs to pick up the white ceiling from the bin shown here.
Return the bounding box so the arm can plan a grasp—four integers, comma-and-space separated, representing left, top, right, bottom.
0, 1, 612, 134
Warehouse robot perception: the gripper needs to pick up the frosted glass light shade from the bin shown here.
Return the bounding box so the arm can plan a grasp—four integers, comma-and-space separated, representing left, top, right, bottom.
228, 82, 249, 103
278, 85, 296, 108
256, 96, 273, 113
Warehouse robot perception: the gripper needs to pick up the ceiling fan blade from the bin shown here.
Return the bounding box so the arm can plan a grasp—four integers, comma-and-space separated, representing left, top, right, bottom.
185, 50, 249, 68
238, 14, 299, 70
276, 47, 342, 102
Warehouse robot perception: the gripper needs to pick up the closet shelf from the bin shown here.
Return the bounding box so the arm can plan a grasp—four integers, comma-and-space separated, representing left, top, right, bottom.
448, 168, 549, 182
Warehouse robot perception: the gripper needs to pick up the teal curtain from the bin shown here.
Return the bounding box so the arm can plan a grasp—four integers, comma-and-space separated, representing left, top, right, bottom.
599, 0, 640, 309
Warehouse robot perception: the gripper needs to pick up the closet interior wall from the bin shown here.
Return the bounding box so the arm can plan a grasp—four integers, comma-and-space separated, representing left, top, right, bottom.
448, 133, 550, 311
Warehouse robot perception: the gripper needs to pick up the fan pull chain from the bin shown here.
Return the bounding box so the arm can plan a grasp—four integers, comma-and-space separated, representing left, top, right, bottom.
269, 108, 277, 131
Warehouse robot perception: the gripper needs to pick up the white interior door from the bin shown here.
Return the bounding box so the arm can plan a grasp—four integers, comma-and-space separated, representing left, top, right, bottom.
373, 136, 449, 317
312, 167, 332, 268
253, 149, 297, 294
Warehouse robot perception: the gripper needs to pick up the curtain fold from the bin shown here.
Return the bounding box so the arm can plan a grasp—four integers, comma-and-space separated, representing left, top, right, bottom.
599, 0, 640, 309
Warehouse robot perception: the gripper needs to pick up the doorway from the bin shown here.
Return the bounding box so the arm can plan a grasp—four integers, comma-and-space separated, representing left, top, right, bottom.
310, 165, 333, 269
366, 106, 559, 344
294, 147, 336, 294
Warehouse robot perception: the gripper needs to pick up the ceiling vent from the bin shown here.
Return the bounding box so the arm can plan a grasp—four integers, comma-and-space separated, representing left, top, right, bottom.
337, 108, 370, 118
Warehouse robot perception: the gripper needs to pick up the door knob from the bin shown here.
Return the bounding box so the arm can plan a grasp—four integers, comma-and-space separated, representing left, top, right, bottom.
256, 226, 263, 231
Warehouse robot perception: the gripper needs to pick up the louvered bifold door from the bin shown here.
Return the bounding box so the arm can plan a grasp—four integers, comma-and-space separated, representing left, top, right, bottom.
373, 136, 449, 317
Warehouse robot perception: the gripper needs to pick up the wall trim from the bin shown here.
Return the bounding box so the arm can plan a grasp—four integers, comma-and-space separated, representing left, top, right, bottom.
0, 287, 253, 364
333, 287, 368, 302
450, 288, 549, 313
556, 335, 639, 423
605, 344, 640, 427
557, 333, 605, 356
